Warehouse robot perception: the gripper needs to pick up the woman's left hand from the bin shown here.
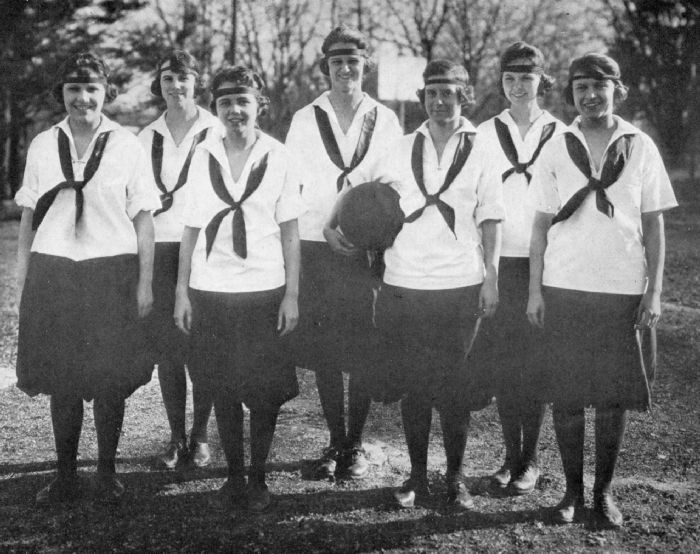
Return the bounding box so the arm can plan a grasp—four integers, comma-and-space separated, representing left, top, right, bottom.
636, 290, 662, 329
136, 280, 153, 318
277, 293, 299, 336
478, 276, 499, 318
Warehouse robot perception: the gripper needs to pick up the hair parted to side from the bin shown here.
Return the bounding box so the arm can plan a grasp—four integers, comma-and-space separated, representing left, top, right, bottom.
150, 49, 206, 98
416, 59, 476, 108
209, 65, 270, 116
563, 52, 629, 106
499, 41, 555, 97
51, 52, 118, 104
319, 24, 376, 76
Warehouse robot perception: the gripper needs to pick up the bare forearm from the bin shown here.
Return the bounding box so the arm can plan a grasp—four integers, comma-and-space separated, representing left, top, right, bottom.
133, 211, 155, 285
280, 219, 300, 299
480, 219, 502, 281
641, 212, 665, 295
176, 226, 200, 293
16, 208, 35, 291
529, 211, 552, 294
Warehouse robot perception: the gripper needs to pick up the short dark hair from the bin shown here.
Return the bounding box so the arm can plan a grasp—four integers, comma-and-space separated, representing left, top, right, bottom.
209, 65, 269, 116
563, 53, 628, 106
319, 24, 376, 76
499, 41, 555, 97
416, 59, 475, 108
51, 52, 118, 104
150, 49, 206, 98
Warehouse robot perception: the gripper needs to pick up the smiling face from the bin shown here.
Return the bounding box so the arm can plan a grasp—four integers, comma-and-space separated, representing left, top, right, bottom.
326, 42, 365, 94
424, 83, 462, 125
501, 58, 541, 107
571, 76, 615, 122
214, 82, 259, 138
63, 82, 106, 126
159, 68, 197, 110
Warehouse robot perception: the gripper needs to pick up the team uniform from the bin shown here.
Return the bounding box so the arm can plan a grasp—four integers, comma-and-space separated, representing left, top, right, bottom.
16, 116, 160, 400
285, 92, 403, 378
182, 128, 304, 409
372, 118, 505, 411
469, 109, 564, 403
530, 115, 677, 410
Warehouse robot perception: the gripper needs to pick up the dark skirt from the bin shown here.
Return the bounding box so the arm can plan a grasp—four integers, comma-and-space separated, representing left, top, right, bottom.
143, 242, 188, 365
372, 284, 490, 413
187, 287, 298, 410
536, 286, 656, 411
17, 253, 153, 401
467, 257, 544, 405
291, 240, 375, 375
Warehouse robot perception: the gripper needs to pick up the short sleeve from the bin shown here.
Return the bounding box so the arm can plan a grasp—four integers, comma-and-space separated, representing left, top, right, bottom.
275, 150, 306, 224
473, 135, 506, 225
529, 141, 561, 214
181, 149, 211, 229
14, 138, 43, 209
640, 137, 678, 213
125, 138, 161, 219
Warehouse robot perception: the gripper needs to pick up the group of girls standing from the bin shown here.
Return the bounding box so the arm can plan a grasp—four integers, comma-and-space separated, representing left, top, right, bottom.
15, 23, 676, 529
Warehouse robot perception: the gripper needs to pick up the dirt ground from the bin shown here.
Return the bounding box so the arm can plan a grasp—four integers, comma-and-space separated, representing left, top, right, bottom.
0, 180, 698, 553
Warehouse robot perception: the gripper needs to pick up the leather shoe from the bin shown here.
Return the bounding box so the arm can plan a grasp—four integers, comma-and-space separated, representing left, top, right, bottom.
593, 491, 623, 529
247, 482, 271, 513
189, 441, 211, 468
490, 464, 511, 488
509, 464, 540, 495
446, 478, 475, 510
217, 476, 247, 510
156, 440, 186, 470
95, 473, 125, 503
36, 473, 81, 505
314, 446, 341, 480
551, 489, 585, 524
343, 446, 370, 479
393, 477, 430, 509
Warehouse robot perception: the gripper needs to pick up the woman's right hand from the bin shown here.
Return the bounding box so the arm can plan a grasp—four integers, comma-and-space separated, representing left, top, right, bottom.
174, 289, 192, 335
526, 290, 545, 329
323, 226, 358, 257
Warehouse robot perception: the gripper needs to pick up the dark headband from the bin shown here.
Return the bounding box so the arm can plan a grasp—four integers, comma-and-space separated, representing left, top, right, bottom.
501, 64, 544, 74
62, 69, 108, 84
159, 62, 198, 75
325, 47, 365, 58
424, 77, 466, 86
571, 72, 620, 82
212, 86, 260, 99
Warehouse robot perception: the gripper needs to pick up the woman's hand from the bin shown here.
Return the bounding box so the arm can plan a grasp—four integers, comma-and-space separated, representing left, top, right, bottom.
277, 293, 299, 336
174, 288, 192, 335
136, 279, 153, 318
478, 274, 499, 318
323, 226, 358, 257
527, 290, 545, 329
636, 290, 661, 329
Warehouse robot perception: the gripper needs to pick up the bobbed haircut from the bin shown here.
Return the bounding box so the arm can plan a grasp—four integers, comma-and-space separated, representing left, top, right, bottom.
150, 49, 206, 98
51, 52, 118, 104
563, 52, 629, 106
209, 65, 269, 116
416, 59, 475, 109
499, 41, 555, 97
319, 24, 376, 76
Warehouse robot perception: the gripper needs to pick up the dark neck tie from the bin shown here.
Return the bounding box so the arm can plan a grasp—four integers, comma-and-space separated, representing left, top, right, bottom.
494, 118, 556, 184
151, 128, 208, 216
551, 132, 636, 225
204, 152, 269, 259
32, 128, 111, 231
313, 105, 377, 192
404, 131, 474, 236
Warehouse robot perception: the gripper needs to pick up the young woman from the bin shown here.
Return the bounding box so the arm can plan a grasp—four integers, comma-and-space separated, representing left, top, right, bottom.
528, 53, 677, 528
372, 60, 504, 509
285, 25, 403, 479
15, 52, 160, 503
174, 66, 303, 512
470, 41, 564, 495
139, 50, 220, 470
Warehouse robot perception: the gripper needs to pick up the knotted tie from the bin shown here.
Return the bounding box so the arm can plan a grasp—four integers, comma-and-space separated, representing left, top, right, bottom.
551, 132, 635, 225
404, 132, 474, 236
151, 129, 207, 216
494, 118, 556, 184
32, 128, 111, 230
314, 106, 377, 192
204, 152, 269, 259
